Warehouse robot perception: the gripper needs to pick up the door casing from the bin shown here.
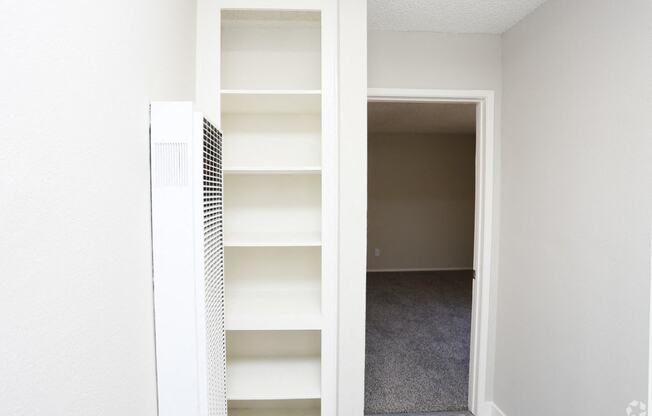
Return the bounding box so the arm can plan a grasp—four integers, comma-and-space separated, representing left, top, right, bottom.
366, 88, 497, 415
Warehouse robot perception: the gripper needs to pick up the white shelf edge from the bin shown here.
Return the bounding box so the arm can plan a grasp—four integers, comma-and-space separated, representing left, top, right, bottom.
224, 233, 322, 248
224, 167, 321, 175
226, 320, 322, 331
227, 394, 322, 401
221, 89, 322, 95
224, 242, 322, 248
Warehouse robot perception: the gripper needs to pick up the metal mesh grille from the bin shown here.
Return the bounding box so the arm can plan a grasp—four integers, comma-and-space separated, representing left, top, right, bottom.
202, 119, 227, 416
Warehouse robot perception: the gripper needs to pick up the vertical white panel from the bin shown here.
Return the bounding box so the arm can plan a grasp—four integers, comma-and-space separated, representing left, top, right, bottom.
337, 0, 367, 415
196, 1, 221, 124
150, 102, 199, 416
151, 103, 227, 416
320, 1, 339, 415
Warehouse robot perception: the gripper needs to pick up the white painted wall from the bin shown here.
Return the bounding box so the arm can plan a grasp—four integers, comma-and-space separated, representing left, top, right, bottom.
496, 0, 652, 414
369, 31, 502, 91
0, 1, 196, 415
367, 30, 502, 403
367, 132, 476, 271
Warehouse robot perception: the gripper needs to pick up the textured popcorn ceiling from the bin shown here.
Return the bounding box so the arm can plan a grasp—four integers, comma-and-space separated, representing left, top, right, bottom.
368, 0, 549, 33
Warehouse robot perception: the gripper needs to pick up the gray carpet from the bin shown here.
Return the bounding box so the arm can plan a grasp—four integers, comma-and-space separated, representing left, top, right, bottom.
367, 413, 472, 416
365, 271, 473, 414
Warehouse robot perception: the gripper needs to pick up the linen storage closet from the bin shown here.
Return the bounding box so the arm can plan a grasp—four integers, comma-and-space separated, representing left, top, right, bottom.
208, 2, 337, 416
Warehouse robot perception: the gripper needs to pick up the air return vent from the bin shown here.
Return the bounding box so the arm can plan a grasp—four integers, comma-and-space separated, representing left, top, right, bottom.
151, 142, 188, 187
201, 118, 227, 416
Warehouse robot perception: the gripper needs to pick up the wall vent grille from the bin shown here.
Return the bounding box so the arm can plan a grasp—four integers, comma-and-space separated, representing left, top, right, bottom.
202, 119, 227, 416
152, 142, 188, 186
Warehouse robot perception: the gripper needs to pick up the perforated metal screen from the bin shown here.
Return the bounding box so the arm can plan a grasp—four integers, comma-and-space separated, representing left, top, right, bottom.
202, 118, 227, 416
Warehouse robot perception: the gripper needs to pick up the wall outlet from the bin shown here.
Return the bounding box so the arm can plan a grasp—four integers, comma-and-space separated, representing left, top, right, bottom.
374, 248, 381, 257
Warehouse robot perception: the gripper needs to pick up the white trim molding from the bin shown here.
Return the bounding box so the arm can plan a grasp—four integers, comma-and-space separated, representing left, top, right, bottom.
480, 401, 507, 416
649, 222, 652, 408
366, 267, 472, 273
367, 88, 497, 416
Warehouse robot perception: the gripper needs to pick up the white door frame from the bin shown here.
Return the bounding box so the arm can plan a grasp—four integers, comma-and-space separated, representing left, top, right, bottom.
367, 88, 496, 415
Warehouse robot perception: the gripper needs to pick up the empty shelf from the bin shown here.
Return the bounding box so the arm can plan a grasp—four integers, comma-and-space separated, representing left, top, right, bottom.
230, 409, 319, 416
226, 288, 321, 330
228, 399, 320, 416
221, 90, 321, 114
227, 357, 321, 400
224, 174, 321, 239
221, 10, 321, 91
224, 167, 321, 175
229, 407, 319, 416
222, 89, 321, 95
224, 232, 321, 247
229, 399, 321, 416
222, 113, 321, 169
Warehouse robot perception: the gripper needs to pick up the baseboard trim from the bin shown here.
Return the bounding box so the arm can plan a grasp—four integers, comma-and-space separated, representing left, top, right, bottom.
367, 267, 472, 273
478, 401, 506, 416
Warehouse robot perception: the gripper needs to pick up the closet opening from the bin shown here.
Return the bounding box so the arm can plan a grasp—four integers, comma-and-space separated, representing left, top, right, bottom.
364, 98, 480, 415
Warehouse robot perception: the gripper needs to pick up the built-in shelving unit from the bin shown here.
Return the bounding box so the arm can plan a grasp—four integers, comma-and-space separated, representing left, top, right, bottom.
220, 8, 328, 416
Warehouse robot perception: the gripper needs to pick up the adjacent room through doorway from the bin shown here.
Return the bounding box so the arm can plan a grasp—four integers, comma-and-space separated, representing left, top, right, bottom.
365, 101, 477, 415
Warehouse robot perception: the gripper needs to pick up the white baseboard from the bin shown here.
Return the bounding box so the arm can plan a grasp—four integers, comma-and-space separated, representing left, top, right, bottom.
478, 401, 507, 416
366, 267, 472, 273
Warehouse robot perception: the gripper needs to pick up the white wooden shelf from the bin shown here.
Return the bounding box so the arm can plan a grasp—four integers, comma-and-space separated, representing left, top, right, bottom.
224, 167, 321, 175
222, 89, 321, 95
229, 400, 320, 416
221, 90, 321, 114
224, 232, 321, 247
226, 287, 321, 330
230, 409, 319, 416
227, 357, 321, 400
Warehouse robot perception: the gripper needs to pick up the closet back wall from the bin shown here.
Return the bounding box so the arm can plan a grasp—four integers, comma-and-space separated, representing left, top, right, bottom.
367, 132, 475, 271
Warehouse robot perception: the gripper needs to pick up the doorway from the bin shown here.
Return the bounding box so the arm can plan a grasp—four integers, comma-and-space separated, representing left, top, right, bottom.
365, 89, 496, 416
